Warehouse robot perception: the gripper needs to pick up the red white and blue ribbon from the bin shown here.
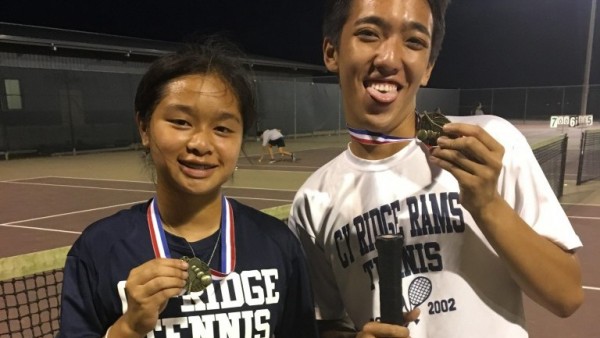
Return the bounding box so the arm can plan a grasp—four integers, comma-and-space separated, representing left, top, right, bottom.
146, 195, 236, 279
213, 196, 236, 280
347, 126, 415, 145
147, 198, 171, 258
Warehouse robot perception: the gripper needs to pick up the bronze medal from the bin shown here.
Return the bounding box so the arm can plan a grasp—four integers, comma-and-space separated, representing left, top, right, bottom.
416, 111, 453, 146
180, 256, 193, 293
187, 257, 212, 292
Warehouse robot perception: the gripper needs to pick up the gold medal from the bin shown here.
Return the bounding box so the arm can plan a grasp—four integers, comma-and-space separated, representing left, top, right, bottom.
187, 257, 212, 292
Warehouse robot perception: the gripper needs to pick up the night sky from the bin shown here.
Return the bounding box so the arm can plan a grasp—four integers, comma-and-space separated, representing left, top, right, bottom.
1, 0, 598, 89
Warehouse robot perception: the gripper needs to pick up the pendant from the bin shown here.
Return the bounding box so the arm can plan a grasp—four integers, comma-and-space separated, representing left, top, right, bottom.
186, 257, 213, 292
181, 256, 193, 292
416, 111, 452, 146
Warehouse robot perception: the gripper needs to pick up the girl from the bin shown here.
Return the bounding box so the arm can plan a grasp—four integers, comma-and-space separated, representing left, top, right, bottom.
58, 39, 318, 338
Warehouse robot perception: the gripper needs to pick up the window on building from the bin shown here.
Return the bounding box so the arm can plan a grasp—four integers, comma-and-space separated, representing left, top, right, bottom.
4, 79, 23, 110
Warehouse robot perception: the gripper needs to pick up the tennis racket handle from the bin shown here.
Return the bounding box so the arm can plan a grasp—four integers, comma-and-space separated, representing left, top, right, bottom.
376, 234, 404, 325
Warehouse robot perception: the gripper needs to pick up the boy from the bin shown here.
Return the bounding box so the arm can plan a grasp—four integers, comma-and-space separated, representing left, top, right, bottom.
288, 0, 583, 337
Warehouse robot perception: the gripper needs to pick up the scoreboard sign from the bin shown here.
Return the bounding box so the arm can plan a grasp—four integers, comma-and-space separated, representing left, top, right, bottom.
550, 115, 594, 128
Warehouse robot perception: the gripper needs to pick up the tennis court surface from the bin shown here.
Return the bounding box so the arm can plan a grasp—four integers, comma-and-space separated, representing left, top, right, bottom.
1, 126, 599, 337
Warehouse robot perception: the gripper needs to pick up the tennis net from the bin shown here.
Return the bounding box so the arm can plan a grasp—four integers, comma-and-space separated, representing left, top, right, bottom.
576, 128, 600, 185
0, 205, 290, 338
0, 246, 69, 338
531, 134, 568, 198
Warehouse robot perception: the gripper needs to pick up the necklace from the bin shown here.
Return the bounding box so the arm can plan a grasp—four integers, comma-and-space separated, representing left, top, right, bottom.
347, 110, 452, 147
146, 195, 237, 293
347, 126, 415, 145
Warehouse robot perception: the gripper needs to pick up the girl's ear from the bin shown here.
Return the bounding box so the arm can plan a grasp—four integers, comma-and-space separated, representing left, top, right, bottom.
323, 38, 339, 73
136, 113, 150, 148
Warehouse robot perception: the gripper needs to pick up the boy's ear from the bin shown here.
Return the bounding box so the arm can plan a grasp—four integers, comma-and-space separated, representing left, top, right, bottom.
136, 113, 150, 147
323, 38, 339, 73
420, 62, 435, 86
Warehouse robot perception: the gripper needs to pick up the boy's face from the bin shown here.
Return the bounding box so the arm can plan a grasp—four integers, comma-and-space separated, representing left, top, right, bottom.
324, 0, 434, 135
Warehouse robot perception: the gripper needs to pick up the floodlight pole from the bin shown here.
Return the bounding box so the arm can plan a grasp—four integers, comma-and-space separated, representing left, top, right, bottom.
580, 0, 597, 116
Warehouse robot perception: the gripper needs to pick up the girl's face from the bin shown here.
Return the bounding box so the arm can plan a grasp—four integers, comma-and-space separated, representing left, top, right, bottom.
139, 73, 243, 199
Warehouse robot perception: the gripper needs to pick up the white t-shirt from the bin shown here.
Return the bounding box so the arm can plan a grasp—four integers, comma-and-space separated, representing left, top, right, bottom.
261, 129, 284, 146
289, 115, 581, 338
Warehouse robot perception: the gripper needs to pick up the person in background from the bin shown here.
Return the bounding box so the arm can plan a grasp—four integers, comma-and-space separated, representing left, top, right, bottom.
58, 37, 318, 338
474, 102, 484, 115
288, 0, 583, 337
258, 128, 296, 163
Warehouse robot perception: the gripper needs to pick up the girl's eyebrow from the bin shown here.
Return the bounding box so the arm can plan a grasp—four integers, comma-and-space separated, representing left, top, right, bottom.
164, 104, 241, 124
165, 103, 194, 115
215, 111, 242, 124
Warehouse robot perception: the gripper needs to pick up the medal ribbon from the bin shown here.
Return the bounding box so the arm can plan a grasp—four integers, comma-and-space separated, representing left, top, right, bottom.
212, 196, 236, 280
146, 195, 236, 279
347, 126, 416, 145
147, 198, 171, 258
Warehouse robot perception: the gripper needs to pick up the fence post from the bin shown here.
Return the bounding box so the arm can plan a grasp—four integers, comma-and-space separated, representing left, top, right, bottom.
576, 130, 587, 185
558, 134, 568, 197
523, 88, 528, 124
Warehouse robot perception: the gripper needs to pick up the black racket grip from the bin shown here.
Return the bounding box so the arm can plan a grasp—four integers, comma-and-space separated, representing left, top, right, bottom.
375, 234, 404, 325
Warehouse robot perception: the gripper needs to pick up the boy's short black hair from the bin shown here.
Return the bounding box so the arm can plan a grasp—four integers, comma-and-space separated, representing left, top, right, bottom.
322, 0, 450, 65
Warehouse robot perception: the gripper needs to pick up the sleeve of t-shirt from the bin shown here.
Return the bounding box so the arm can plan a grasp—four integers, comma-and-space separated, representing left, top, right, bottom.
492, 120, 582, 251
288, 190, 348, 322
262, 131, 269, 146
274, 237, 320, 338
57, 248, 106, 337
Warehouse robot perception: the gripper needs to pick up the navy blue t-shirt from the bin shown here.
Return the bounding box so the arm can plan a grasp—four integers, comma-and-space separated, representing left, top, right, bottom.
58, 198, 318, 338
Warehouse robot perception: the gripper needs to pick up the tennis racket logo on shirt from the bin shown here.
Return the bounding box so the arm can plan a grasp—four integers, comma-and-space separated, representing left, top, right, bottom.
405, 276, 432, 323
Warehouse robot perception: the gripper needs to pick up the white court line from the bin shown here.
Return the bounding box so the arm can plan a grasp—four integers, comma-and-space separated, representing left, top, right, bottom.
568, 216, 600, 220
3, 181, 155, 193
237, 166, 321, 171
0, 223, 81, 235
1, 176, 55, 183
5, 180, 290, 203
2, 175, 152, 184
4, 176, 299, 193
224, 185, 299, 192
1, 177, 592, 222
229, 196, 292, 203
583, 286, 600, 291
1, 194, 290, 233
44, 175, 152, 184
3, 201, 146, 224
562, 202, 600, 207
